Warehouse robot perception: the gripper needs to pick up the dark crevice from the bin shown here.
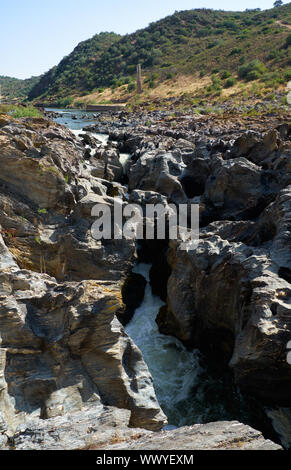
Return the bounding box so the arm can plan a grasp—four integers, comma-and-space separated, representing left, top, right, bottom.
278, 267, 291, 284
180, 175, 205, 198
137, 240, 171, 302
118, 272, 147, 326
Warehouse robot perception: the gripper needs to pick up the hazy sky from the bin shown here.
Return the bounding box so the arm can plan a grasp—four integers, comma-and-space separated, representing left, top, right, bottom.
0, 0, 287, 79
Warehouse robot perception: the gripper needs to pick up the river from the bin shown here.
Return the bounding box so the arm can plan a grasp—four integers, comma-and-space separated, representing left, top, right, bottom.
47, 108, 254, 428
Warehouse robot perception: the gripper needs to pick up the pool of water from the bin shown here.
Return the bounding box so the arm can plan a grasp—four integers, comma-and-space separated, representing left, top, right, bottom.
45, 107, 101, 130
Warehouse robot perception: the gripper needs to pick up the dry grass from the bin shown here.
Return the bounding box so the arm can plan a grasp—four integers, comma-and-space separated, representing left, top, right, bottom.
72, 74, 212, 108
71, 72, 287, 110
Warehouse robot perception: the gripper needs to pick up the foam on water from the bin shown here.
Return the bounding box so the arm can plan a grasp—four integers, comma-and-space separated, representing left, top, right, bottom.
125, 263, 202, 427
119, 153, 131, 173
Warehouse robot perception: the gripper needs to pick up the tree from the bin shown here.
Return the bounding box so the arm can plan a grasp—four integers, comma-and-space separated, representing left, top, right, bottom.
274, 0, 283, 7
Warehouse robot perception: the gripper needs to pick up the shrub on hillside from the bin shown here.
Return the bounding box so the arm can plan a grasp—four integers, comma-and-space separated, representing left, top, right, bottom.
238, 60, 267, 81
284, 69, 291, 81
230, 47, 242, 56
220, 70, 232, 79
127, 82, 136, 92
224, 77, 237, 88
55, 96, 74, 108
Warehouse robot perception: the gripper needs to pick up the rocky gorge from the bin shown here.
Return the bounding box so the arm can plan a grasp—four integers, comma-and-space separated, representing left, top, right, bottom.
0, 106, 290, 450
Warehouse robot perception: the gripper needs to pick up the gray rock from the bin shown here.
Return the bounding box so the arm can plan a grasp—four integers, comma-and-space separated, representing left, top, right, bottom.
103, 421, 282, 450
128, 151, 186, 203
12, 406, 150, 450
158, 187, 291, 407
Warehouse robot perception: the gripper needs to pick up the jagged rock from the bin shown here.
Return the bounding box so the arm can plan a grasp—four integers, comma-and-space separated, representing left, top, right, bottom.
1, 111, 291, 449
158, 187, 291, 408
0, 264, 166, 441
0, 116, 167, 448
231, 129, 282, 165
119, 273, 147, 326
204, 156, 278, 219
91, 148, 123, 183
180, 157, 210, 198
267, 408, 291, 450
0, 120, 135, 281
80, 133, 102, 148
128, 150, 186, 203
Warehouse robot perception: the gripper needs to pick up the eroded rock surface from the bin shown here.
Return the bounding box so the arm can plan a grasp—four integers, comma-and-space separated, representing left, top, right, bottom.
0, 116, 166, 449
1, 110, 290, 450
103, 421, 282, 451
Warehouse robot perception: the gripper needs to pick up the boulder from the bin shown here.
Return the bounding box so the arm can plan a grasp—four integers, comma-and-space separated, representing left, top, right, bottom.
128, 150, 186, 203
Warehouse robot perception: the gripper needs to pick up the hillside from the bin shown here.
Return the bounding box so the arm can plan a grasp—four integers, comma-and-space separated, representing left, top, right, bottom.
24, 3, 291, 104
28, 32, 121, 105
0, 76, 40, 101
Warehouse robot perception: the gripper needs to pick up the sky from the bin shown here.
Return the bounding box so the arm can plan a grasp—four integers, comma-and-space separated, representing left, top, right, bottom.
0, 0, 287, 79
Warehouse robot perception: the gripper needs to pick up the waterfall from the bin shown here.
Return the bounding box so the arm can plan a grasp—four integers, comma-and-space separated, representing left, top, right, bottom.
125, 263, 202, 427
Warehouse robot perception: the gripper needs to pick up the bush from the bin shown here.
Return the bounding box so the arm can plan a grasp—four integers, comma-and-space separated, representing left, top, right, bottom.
286, 34, 291, 47
127, 82, 136, 92
238, 60, 267, 81
55, 96, 74, 108
10, 106, 43, 118
224, 77, 237, 88
220, 70, 232, 79
246, 70, 262, 81
284, 69, 291, 81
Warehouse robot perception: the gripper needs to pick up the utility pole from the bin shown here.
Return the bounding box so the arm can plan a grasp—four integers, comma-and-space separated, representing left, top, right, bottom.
136, 64, 142, 94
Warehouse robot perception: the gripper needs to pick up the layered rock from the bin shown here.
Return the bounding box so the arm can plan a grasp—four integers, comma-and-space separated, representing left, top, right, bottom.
11, 418, 281, 451
1, 109, 291, 450
0, 116, 167, 448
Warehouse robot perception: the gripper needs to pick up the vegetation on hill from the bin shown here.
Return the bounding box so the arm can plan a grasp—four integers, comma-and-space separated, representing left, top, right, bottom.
28, 32, 120, 102
27, 3, 291, 103
3, 4, 291, 105
0, 76, 40, 101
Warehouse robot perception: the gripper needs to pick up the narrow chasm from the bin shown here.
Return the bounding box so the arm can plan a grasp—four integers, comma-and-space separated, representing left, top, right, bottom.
122, 242, 277, 442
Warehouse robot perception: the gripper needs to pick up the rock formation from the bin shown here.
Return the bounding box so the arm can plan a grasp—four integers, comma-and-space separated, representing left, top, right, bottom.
0, 116, 166, 450
0, 109, 290, 449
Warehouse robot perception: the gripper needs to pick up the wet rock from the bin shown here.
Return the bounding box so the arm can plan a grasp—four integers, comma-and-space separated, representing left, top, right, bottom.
91, 148, 123, 183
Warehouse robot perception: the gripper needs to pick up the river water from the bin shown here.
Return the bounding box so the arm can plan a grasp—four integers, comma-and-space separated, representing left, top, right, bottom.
47, 108, 252, 428
126, 264, 203, 427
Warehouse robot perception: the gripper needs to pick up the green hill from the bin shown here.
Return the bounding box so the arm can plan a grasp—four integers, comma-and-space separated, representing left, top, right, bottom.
28, 32, 121, 104
21, 3, 291, 103
0, 76, 40, 101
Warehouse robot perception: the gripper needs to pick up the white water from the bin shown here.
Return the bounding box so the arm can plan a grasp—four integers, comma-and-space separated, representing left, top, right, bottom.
119, 153, 131, 174
125, 263, 202, 427
70, 129, 109, 146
